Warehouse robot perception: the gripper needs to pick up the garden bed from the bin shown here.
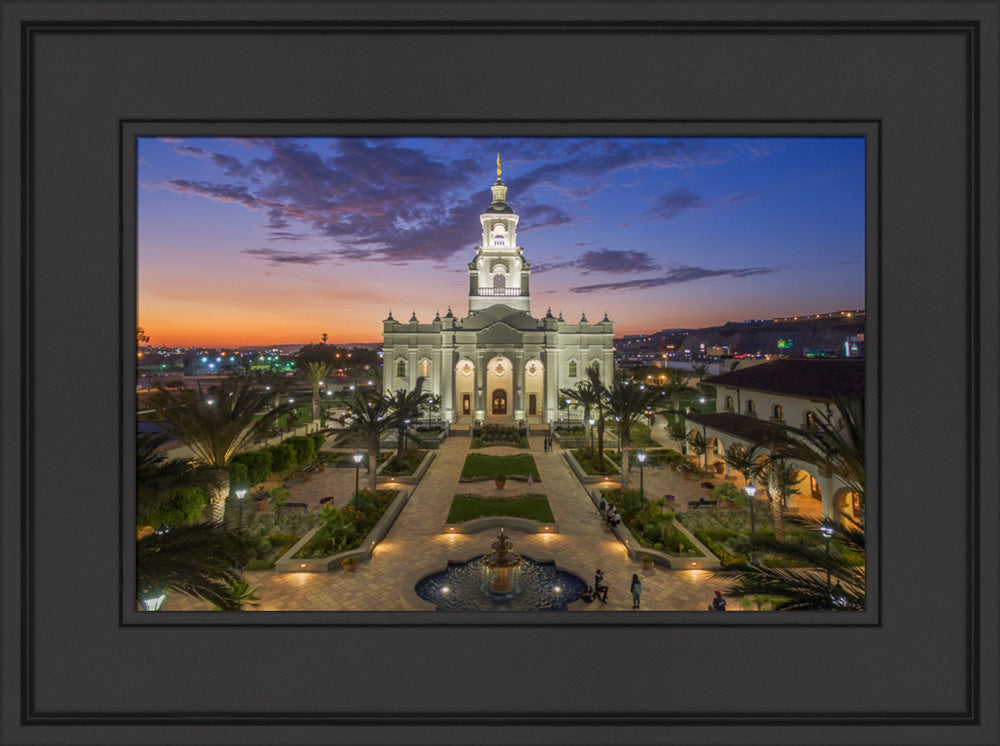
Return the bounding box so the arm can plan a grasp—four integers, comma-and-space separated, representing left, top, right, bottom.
469, 423, 528, 449
446, 493, 555, 523
459, 453, 540, 482
274, 488, 412, 572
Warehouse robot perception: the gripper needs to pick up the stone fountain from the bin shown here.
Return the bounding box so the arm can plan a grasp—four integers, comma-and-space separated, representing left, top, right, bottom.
481, 528, 522, 593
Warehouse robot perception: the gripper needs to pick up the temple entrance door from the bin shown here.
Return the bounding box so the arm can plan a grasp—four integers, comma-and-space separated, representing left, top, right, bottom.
528, 393, 537, 415
462, 394, 471, 415
491, 389, 508, 415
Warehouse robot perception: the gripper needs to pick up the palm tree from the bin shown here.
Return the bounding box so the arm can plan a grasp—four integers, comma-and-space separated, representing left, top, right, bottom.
560, 380, 602, 449
386, 378, 429, 467
148, 373, 291, 522
724, 442, 768, 550
713, 514, 865, 610
690, 431, 709, 469
603, 379, 662, 490
334, 388, 396, 490
136, 521, 255, 610
757, 457, 802, 542
788, 399, 865, 527
303, 360, 332, 423
661, 368, 696, 414
585, 365, 610, 472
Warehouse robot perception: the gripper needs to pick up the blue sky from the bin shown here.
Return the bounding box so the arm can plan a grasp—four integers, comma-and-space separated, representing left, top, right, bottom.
137, 136, 864, 346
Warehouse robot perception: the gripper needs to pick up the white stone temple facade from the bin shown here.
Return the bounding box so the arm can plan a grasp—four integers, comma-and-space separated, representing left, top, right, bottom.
381, 160, 614, 425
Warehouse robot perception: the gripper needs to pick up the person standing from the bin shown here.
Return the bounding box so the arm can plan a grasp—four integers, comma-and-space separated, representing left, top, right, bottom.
630, 573, 642, 609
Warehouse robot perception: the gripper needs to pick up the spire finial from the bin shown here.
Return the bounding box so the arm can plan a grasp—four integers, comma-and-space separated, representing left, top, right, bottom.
497, 152, 502, 178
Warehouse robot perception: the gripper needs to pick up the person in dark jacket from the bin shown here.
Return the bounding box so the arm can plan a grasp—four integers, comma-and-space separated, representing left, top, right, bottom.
594, 569, 608, 603
630, 573, 642, 609
710, 589, 727, 611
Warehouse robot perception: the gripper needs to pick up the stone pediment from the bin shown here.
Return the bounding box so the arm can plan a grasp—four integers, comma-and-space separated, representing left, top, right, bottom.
458, 304, 540, 331
476, 320, 524, 345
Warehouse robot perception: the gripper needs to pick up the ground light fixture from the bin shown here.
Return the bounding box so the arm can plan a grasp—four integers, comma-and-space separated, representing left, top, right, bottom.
141, 593, 166, 611
353, 452, 364, 507
637, 452, 646, 500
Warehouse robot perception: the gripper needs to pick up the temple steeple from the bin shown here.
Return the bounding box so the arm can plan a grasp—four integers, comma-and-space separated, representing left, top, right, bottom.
469, 159, 530, 313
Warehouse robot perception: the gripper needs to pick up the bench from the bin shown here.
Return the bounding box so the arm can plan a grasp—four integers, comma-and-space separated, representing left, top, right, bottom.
688, 499, 718, 509
278, 502, 308, 513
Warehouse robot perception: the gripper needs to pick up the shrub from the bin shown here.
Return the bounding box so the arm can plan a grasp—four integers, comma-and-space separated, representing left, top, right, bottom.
245, 558, 275, 571
309, 431, 326, 450
269, 442, 296, 472
293, 490, 396, 559
227, 462, 249, 494
138, 485, 207, 528
710, 482, 744, 504
284, 435, 316, 464
232, 449, 273, 486
381, 447, 426, 476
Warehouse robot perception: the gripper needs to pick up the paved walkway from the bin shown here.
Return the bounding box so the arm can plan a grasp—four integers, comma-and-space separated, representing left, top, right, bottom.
162, 434, 742, 612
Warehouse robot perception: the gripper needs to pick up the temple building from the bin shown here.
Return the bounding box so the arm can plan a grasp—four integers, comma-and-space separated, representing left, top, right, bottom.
381, 159, 614, 424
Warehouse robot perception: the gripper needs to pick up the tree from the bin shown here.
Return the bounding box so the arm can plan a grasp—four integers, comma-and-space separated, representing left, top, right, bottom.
303, 361, 332, 423
137, 521, 255, 610
385, 378, 429, 467
136, 431, 218, 529
136, 326, 150, 345
603, 378, 662, 490
690, 431, 709, 468
724, 442, 768, 550
559, 381, 602, 434
665, 420, 689, 456
661, 368, 696, 414
148, 373, 292, 522
757, 457, 803, 542
713, 514, 865, 610
334, 388, 396, 490
585, 365, 610, 472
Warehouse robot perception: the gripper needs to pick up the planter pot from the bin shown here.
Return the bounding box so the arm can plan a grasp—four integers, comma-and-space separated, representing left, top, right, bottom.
641, 557, 654, 570
254, 499, 270, 511
343, 563, 356, 572
495, 480, 506, 489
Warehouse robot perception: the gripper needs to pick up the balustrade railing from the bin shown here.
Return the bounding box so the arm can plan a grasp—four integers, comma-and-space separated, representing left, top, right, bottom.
476, 287, 523, 296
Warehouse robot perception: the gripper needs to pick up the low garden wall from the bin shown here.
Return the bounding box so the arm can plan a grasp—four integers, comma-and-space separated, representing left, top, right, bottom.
274, 488, 412, 573
442, 516, 559, 534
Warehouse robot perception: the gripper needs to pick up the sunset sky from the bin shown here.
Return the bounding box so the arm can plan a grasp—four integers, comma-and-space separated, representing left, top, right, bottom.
137, 136, 865, 347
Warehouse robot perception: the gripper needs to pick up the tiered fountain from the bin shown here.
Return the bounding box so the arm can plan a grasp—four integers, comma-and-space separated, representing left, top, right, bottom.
482, 528, 522, 594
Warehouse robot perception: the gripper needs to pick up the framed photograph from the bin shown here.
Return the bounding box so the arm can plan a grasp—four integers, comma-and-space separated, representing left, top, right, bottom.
2, 2, 996, 745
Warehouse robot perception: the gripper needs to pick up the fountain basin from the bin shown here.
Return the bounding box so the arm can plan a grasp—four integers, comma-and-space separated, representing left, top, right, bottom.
414, 555, 587, 611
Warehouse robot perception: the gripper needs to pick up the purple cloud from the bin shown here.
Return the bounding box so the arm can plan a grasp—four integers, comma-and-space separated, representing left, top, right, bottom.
571, 265, 776, 293
644, 187, 706, 221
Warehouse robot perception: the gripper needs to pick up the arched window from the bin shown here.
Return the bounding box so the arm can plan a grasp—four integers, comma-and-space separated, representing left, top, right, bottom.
805, 411, 816, 428
589, 361, 601, 377
419, 359, 430, 378
773, 404, 784, 421
746, 399, 756, 415
462, 394, 471, 415
493, 273, 506, 289
725, 396, 734, 411
568, 361, 578, 378
396, 359, 406, 378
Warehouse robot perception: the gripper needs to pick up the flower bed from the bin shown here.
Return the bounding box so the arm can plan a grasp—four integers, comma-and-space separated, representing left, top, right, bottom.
380, 447, 427, 476
292, 489, 396, 559
570, 447, 620, 475
470, 423, 528, 449
613, 490, 701, 556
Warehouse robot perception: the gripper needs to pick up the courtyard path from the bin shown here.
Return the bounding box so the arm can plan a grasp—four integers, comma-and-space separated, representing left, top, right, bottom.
162, 434, 729, 612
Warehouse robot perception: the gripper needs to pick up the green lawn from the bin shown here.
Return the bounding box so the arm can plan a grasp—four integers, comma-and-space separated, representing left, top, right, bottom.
446, 494, 555, 523
460, 453, 541, 481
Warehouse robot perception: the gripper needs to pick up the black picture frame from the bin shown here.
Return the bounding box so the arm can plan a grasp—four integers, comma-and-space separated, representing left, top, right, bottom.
2, 2, 997, 745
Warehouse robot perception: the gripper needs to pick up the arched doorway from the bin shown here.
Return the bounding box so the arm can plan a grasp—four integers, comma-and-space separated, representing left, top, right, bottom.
528, 393, 537, 415
492, 389, 508, 415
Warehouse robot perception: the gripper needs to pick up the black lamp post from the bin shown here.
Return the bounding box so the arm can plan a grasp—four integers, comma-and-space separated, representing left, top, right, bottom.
352, 452, 363, 507
745, 483, 757, 563
589, 418, 595, 452
637, 452, 646, 500
820, 521, 835, 594
235, 487, 247, 534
